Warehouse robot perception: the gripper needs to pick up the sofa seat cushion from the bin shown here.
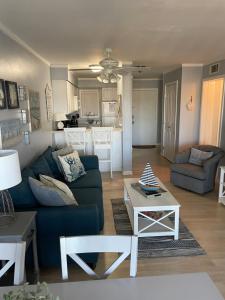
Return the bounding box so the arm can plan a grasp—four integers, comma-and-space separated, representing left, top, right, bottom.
171, 163, 206, 180
71, 187, 104, 230
67, 169, 102, 189
9, 168, 39, 208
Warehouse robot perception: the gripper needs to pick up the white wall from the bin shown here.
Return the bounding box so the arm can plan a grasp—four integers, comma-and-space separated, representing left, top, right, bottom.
119, 73, 133, 174
178, 66, 202, 151
0, 29, 52, 168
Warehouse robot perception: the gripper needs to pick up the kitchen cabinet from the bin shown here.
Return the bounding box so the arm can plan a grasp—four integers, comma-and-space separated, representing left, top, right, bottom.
79, 89, 100, 118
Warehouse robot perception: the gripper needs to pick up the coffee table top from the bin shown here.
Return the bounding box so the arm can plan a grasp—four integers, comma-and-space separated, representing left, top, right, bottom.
124, 178, 180, 210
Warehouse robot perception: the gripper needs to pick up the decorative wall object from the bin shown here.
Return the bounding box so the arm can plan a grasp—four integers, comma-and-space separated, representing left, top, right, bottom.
45, 83, 53, 121
0, 119, 23, 149
186, 96, 194, 111
28, 90, 41, 131
23, 131, 30, 145
5, 81, 19, 109
18, 85, 27, 102
0, 79, 7, 109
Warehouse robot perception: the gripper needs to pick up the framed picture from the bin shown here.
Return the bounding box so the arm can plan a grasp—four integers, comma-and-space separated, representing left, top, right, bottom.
5, 81, 19, 109
0, 79, 7, 109
28, 89, 41, 131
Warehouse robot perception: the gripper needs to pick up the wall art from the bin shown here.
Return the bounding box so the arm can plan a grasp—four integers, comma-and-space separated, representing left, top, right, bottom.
0, 119, 23, 149
0, 79, 7, 109
28, 90, 41, 131
45, 83, 53, 121
5, 81, 19, 109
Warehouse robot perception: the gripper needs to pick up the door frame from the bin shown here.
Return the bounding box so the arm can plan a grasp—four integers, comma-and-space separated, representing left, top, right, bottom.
132, 88, 159, 146
162, 80, 178, 158
199, 77, 225, 147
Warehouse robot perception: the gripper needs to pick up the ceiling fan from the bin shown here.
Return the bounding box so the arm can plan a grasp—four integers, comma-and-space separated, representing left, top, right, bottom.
69, 48, 151, 84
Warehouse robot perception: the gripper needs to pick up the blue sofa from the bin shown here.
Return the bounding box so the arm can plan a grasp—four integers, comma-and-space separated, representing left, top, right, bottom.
9, 146, 104, 267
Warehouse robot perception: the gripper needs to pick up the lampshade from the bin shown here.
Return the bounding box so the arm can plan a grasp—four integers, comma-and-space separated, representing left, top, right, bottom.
0, 150, 22, 190
54, 113, 68, 122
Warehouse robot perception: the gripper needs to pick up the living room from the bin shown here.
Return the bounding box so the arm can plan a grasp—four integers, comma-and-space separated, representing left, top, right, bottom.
0, 1, 225, 299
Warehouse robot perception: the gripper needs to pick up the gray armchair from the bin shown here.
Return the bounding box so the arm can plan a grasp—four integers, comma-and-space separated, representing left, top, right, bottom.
171, 145, 224, 194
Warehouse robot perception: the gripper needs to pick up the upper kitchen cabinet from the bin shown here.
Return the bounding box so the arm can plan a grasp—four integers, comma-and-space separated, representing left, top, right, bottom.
51, 65, 77, 114
102, 87, 117, 101
79, 89, 100, 118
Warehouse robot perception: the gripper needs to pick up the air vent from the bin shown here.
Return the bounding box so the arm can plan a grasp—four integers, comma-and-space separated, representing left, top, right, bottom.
209, 63, 219, 74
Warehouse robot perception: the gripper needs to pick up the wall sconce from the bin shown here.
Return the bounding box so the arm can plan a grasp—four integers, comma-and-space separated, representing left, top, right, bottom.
20, 109, 27, 124
186, 96, 194, 111
23, 131, 30, 145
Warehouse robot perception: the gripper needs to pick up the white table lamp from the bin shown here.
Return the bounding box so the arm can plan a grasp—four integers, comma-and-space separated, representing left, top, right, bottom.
0, 150, 22, 225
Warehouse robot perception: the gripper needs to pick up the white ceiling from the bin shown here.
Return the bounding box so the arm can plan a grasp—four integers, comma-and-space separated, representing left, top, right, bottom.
0, 0, 225, 77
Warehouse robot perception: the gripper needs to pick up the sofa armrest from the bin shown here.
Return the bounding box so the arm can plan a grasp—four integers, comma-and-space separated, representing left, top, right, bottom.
174, 150, 190, 164
36, 205, 100, 236
80, 155, 99, 170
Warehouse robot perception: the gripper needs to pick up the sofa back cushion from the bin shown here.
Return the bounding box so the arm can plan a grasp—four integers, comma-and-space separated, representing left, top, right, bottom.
41, 147, 62, 179
9, 168, 39, 208
31, 155, 53, 178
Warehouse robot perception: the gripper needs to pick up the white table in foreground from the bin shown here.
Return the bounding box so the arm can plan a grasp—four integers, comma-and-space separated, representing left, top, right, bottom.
0, 273, 224, 300
124, 178, 181, 239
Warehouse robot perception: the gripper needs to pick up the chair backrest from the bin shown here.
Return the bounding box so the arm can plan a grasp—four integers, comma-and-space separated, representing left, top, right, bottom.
64, 128, 86, 153
193, 145, 224, 156
91, 127, 113, 147
60, 235, 138, 280
0, 242, 26, 285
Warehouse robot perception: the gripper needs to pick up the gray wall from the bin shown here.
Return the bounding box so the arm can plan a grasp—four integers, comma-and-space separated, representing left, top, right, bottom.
133, 79, 163, 144
202, 59, 225, 79
0, 30, 52, 168
179, 66, 202, 151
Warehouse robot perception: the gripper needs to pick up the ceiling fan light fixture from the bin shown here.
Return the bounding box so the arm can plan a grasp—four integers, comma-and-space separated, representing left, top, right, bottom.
89, 64, 103, 73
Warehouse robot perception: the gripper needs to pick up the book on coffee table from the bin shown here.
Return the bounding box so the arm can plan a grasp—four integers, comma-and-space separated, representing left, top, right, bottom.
131, 182, 167, 199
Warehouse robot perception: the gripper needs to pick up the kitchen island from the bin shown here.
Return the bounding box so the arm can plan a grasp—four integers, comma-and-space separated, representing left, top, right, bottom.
52, 128, 122, 172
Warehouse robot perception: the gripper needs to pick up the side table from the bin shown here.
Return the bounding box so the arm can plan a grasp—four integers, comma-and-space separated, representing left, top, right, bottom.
0, 211, 39, 282
219, 166, 225, 204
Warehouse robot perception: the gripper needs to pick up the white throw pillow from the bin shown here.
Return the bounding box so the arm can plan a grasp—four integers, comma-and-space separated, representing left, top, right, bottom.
58, 151, 86, 182
40, 174, 78, 205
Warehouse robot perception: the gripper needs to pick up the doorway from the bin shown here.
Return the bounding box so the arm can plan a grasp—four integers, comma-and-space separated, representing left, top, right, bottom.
199, 78, 224, 146
132, 89, 158, 146
162, 81, 178, 162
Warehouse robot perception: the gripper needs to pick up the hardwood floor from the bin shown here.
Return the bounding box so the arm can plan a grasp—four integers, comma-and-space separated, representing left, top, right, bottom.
40, 148, 225, 297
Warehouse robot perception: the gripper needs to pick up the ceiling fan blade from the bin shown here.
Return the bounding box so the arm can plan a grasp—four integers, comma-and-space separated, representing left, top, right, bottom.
69, 68, 91, 71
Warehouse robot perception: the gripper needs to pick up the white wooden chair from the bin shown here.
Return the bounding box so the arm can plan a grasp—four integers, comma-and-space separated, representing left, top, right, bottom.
91, 127, 113, 178
64, 128, 86, 154
0, 242, 26, 285
60, 235, 138, 280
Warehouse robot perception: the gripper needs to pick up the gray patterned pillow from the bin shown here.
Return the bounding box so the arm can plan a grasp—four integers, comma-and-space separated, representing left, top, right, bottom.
189, 148, 213, 166
58, 151, 86, 182
29, 177, 77, 206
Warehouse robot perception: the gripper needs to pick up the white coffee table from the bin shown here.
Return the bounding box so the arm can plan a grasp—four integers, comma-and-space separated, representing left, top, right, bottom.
124, 178, 181, 239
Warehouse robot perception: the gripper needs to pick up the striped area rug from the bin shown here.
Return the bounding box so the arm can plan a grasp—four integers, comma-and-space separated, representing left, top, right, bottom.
111, 198, 206, 258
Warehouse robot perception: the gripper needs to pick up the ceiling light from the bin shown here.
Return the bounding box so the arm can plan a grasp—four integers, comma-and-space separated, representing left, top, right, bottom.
89, 64, 103, 73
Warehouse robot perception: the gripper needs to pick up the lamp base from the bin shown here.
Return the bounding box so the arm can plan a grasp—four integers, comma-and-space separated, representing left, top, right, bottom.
0, 190, 15, 227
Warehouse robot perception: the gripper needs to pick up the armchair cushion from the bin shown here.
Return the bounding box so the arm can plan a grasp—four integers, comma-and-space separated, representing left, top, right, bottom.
171, 163, 206, 180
